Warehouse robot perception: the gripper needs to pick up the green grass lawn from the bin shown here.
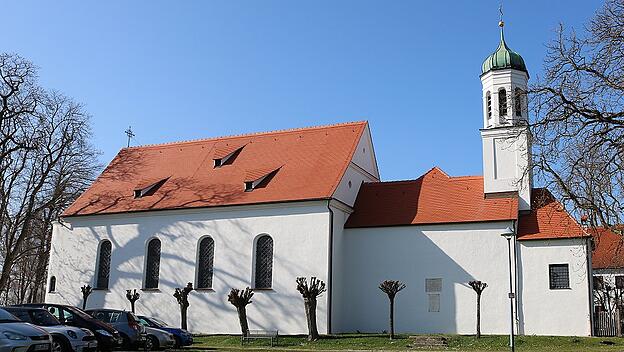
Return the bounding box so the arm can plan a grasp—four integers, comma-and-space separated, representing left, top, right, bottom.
189, 334, 624, 351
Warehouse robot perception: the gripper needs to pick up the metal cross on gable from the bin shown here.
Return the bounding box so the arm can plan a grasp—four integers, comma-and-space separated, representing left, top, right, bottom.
124, 126, 135, 148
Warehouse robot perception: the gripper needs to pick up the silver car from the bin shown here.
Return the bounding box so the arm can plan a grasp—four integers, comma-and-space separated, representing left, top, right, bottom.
0, 308, 52, 352
144, 327, 175, 351
4, 307, 97, 352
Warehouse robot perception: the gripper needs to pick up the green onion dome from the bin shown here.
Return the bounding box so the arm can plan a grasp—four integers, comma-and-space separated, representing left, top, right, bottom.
481, 27, 528, 76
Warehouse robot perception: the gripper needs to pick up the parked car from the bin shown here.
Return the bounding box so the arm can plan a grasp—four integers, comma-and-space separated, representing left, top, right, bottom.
137, 316, 193, 348
140, 325, 174, 351
85, 309, 146, 350
16, 304, 122, 351
3, 306, 97, 352
0, 308, 52, 352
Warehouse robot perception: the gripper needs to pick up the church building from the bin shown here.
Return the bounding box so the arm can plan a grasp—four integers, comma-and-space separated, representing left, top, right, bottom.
46, 24, 593, 336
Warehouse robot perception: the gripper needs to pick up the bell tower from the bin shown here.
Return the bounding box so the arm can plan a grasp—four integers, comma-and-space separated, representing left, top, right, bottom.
480, 19, 532, 211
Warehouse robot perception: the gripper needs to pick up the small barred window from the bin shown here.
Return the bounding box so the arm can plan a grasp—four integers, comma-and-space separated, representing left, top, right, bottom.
197, 237, 215, 289
96, 240, 112, 289
145, 238, 161, 289
486, 91, 492, 120
254, 235, 274, 289
498, 88, 508, 120
49, 276, 56, 293
549, 264, 570, 290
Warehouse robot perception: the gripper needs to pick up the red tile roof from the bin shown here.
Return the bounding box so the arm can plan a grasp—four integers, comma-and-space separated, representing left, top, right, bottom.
516, 188, 588, 241
63, 122, 367, 217
344, 167, 519, 227
591, 227, 624, 269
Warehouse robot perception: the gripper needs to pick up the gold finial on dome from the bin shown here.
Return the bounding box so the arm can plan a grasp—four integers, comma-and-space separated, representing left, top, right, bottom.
498, 4, 504, 27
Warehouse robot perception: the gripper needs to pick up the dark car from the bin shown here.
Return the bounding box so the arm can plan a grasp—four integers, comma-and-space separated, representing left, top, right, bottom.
85, 310, 146, 350
16, 304, 122, 352
137, 316, 193, 348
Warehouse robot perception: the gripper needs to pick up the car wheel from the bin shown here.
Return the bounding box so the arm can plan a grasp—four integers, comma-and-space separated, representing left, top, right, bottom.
52, 336, 69, 352
146, 335, 159, 351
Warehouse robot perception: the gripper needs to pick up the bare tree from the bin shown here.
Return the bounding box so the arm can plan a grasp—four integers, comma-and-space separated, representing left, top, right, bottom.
0, 53, 99, 303
468, 280, 488, 338
173, 283, 193, 330
227, 287, 254, 337
379, 280, 406, 339
296, 277, 326, 341
529, 0, 624, 230
81, 285, 92, 310
126, 289, 140, 313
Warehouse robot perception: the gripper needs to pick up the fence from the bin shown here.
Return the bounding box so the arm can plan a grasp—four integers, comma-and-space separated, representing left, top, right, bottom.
594, 310, 622, 337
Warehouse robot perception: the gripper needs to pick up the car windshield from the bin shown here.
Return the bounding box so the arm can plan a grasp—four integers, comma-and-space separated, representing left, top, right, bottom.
30, 310, 61, 326
0, 309, 20, 323
151, 317, 168, 327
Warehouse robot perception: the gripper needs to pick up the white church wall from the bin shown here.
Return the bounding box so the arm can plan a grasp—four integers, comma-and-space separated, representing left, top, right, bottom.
334, 221, 517, 335
517, 238, 592, 336
46, 201, 331, 335
349, 125, 380, 180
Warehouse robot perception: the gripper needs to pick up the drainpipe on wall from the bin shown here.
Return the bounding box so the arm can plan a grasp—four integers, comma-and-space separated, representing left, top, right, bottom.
512, 219, 520, 333
586, 236, 595, 336
326, 200, 335, 335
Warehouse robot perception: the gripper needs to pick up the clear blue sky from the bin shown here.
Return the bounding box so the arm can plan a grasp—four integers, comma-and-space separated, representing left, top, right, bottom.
3, 1, 600, 181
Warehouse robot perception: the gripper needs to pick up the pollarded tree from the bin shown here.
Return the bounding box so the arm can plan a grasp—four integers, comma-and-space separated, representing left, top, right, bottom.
227, 287, 254, 336
296, 277, 327, 341
81, 285, 92, 310
173, 283, 193, 330
379, 280, 406, 339
468, 280, 488, 338
126, 289, 140, 313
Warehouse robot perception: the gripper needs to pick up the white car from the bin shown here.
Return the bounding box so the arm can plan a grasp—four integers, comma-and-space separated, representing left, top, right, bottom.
0, 308, 52, 352
3, 307, 97, 352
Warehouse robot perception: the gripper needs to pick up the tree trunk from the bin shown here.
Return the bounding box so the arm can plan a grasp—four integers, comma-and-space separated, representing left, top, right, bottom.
476, 293, 482, 338
181, 306, 188, 330
304, 297, 320, 341
389, 297, 395, 339
131, 302, 135, 314
82, 298, 87, 310
236, 306, 249, 336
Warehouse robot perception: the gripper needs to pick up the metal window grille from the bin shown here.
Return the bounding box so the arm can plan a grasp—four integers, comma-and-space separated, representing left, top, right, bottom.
486, 92, 492, 119
514, 88, 523, 117
425, 278, 442, 293
197, 237, 215, 289
145, 239, 161, 289
549, 264, 570, 289
254, 235, 273, 289
616, 276, 624, 289
428, 294, 440, 312
96, 240, 112, 289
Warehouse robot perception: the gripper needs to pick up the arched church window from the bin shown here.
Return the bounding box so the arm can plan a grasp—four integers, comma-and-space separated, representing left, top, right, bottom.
145, 238, 161, 289
95, 240, 112, 289
254, 235, 273, 289
486, 92, 492, 120
49, 276, 56, 293
514, 88, 523, 117
196, 236, 215, 289
498, 88, 508, 121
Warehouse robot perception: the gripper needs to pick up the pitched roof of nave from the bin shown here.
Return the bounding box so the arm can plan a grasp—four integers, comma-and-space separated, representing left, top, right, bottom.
63, 121, 368, 217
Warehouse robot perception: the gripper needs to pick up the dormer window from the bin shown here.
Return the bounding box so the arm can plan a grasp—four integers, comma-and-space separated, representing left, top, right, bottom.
244, 167, 281, 192
133, 177, 169, 198
213, 144, 245, 168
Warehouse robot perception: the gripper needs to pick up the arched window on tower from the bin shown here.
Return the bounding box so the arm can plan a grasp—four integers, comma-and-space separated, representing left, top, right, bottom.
95, 240, 112, 289
144, 238, 161, 289
486, 91, 492, 123
196, 236, 215, 289
253, 235, 273, 289
48, 276, 56, 293
498, 88, 508, 122
514, 88, 523, 118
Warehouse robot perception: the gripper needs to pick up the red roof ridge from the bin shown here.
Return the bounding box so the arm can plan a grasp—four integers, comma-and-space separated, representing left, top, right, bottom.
450, 175, 482, 181
124, 121, 369, 150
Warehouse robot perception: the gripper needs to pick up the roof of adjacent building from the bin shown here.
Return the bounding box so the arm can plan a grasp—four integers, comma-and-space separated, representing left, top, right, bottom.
63, 121, 368, 217
592, 227, 624, 270
344, 167, 519, 227
345, 168, 588, 242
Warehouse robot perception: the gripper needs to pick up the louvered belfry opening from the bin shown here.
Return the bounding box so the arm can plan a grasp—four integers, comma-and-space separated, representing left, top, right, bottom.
145, 238, 161, 289
197, 237, 215, 289
254, 235, 273, 289
96, 240, 112, 289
